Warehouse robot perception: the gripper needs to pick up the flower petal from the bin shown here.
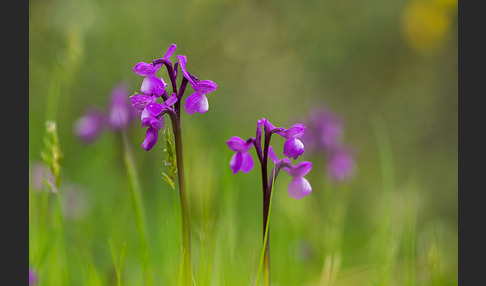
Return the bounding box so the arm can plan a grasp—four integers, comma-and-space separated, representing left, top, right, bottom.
142, 127, 159, 151
227, 136, 252, 152
327, 147, 355, 182
268, 145, 279, 164
177, 55, 196, 86
184, 92, 209, 115
133, 62, 158, 76
163, 93, 178, 107
145, 102, 164, 117
283, 138, 305, 160
163, 44, 177, 60
240, 152, 254, 173
141, 75, 166, 96
74, 110, 105, 142
287, 161, 312, 177
196, 80, 217, 94
282, 124, 306, 139
130, 94, 156, 113
287, 177, 312, 199
141, 116, 163, 130
229, 152, 243, 174
109, 103, 130, 130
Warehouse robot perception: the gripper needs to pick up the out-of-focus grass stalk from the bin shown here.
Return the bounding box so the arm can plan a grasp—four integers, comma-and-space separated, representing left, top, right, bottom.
120, 129, 153, 286
40, 120, 70, 284
196, 183, 217, 286
45, 69, 62, 122
255, 165, 276, 286
109, 239, 127, 286
83, 254, 103, 286
371, 117, 398, 286
319, 183, 349, 286
404, 181, 418, 286
430, 225, 442, 286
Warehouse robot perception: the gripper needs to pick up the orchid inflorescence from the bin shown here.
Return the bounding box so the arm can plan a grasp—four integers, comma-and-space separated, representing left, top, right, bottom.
129, 43, 218, 285
227, 117, 313, 285
227, 117, 313, 200
299, 107, 356, 183
74, 83, 137, 142
130, 44, 217, 151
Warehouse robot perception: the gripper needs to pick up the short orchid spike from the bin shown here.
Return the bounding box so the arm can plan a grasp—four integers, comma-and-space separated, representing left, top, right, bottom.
177, 55, 218, 115
227, 117, 313, 285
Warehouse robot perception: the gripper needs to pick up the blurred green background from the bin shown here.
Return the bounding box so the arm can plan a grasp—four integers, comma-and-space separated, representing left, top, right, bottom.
29, 0, 457, 285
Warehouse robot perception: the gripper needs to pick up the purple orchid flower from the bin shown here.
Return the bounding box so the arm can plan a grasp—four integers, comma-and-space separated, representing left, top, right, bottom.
132, 93, 178, 151
256, 118, 306, 160
268, 146, 312, 199
177, 55, 218, 115
132, 45, 177, 97
75, 83, 137, 143
296, 106, 357, 183
278, 124, 306, 160
74, 108, 105, 142
108, 83, 136, 129
327, 146, 356, 183
226, 136, 254, 174
301, 107, 343, 151
131, 43, 217, 151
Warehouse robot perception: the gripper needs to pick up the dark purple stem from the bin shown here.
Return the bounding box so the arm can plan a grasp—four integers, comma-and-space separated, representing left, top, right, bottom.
153, 58, 192, 285
261, 126, 274, 286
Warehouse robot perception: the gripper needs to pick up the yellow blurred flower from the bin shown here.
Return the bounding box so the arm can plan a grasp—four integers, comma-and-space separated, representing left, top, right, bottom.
401, 0, 457, 54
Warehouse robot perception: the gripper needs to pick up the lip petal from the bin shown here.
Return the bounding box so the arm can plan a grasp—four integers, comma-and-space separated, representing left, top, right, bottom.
230, 152, 243, 174
287, 177, 312, 199
184, 93, 209, 115
142, 127, 159, 151
240, 152, 254, 173
141, 75, 166, 96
